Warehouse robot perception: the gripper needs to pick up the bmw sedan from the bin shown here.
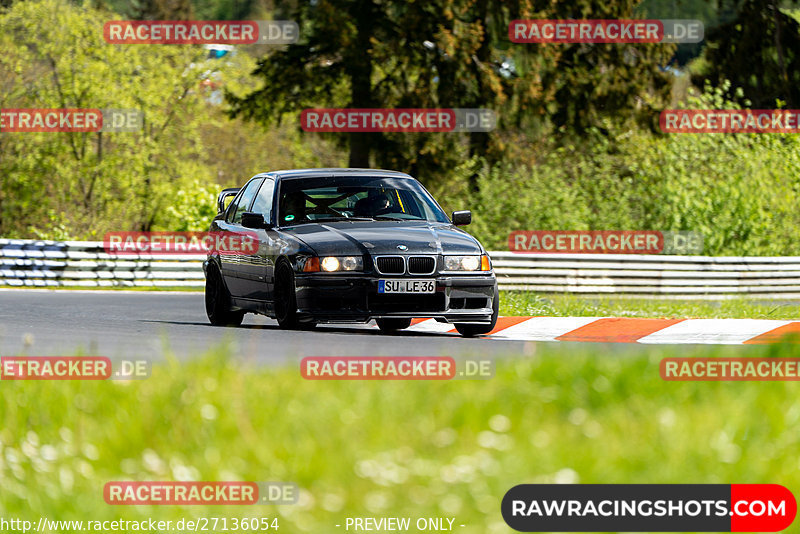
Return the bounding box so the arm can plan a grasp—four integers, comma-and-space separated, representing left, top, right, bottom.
203, 168, 499, 337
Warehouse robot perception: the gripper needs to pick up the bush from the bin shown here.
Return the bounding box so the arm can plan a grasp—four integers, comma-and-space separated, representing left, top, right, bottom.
433, 84, 800, 256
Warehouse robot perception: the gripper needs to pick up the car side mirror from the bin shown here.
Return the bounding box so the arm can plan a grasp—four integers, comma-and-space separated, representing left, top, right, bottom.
452, 210, 472, 226
241, 212, 272, 229
217, 187, 240, 214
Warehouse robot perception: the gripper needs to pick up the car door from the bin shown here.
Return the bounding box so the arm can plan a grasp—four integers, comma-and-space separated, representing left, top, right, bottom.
239, 177, 277, 303
216, 176, 263, 297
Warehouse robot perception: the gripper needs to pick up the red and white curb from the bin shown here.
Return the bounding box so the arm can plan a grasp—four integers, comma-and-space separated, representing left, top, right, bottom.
385, 317, 800, 344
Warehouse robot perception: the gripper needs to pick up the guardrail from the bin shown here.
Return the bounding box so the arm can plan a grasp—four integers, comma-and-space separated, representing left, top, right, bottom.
3, 240, 800, 299
0, 239, 206, 288
491, 251, 800, 299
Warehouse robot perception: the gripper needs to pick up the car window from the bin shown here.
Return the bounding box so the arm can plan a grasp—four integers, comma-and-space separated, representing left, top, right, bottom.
277, 177, 450, 224
228, 178, 263, 224
250, 178, 275, 223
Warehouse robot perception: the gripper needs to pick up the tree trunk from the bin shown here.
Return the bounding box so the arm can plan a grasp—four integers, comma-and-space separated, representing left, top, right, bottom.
346, 0, 375, 168
772, 0, 791, 106
348, 133, 370, 167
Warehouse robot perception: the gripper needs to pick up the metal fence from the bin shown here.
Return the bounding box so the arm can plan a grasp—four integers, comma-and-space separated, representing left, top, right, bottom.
3, 239, 800, 299
0, 239, 206, 288
491, 252, 800, 299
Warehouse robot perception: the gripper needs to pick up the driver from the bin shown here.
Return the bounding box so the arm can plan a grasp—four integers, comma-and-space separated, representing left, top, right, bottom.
354, 190, 391, 217
368, 192, 391, 214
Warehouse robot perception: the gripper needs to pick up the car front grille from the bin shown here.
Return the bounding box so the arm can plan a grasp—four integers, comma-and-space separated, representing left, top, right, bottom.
407, 256, 435, 274
376, 256, 405, 274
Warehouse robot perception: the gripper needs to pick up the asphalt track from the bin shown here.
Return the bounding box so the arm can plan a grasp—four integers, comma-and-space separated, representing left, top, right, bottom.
0, 289, 536, 361
3, 290, 798, 361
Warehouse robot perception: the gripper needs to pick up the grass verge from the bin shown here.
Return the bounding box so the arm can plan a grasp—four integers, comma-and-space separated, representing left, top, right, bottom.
500, 292, 800, 320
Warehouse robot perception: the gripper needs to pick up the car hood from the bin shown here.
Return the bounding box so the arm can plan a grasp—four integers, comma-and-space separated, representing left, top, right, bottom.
286, 220, 483, 257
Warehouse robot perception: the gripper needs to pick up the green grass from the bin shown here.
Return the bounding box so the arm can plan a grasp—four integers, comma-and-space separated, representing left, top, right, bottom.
500, 291, 800, 320
2, 342, 800, 533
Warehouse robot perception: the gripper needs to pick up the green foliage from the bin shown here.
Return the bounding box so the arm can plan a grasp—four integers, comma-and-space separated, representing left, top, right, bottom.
159, 179, 218, 231
228, 0, 675, 174
0, 0, 211, 237
697, 0, 800, 108
1, 0, 799, 257
433, 83, 800, 256
0, 0, 344, 239
103, 0, 194, 20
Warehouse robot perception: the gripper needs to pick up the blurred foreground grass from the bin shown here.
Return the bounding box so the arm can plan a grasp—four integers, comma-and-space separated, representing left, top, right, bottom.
1, 342, 800, 534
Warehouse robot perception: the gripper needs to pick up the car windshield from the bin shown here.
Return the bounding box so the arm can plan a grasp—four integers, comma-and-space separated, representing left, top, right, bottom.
277, 175, 450, 225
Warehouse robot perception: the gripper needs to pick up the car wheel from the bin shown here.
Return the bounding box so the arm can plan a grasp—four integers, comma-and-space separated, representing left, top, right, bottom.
274, 261, 302, 329
376, 318, 412, 333
205, 264, 245, 327
454, 285, 499, 338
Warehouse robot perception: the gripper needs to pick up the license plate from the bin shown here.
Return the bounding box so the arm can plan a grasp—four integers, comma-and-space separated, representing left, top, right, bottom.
378, 279, 435, 294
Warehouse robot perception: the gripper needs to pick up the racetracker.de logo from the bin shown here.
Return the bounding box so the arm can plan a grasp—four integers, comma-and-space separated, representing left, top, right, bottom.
501, 484, 796, 532
104, 482, 298, 505
661, 109, 800, 133
302, 357, 456, 380
103, 232, 258, 255
0, 357, 150, 380
103, 20, 298, 44
300, 108, 496, 132
508, 230, 703, 255
509, 19, 703, 44
0, 109, 143, 133
300, 356, 495, 381
661, 358, 800, 381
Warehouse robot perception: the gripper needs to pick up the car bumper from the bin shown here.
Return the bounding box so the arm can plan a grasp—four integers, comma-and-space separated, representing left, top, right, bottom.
294, 273, 497, 324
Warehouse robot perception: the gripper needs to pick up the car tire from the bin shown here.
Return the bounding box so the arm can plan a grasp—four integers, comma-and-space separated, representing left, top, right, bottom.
274, 261, 302, 329
376, 318, 412, 333
454, 285, 499, 338
205, 264, 245, 327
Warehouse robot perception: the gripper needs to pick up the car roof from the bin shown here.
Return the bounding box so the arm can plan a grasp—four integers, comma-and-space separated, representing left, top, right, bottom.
260, 168, 414, 180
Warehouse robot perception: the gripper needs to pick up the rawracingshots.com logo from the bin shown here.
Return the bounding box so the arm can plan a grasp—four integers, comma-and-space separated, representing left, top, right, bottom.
501, 484, 796, 532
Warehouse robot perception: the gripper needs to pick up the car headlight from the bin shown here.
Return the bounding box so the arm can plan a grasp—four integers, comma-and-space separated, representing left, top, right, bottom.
320, 256, 363, 272
444, 256, 462, 270
443, 255, 490, 271
341, 256, 360, 271
321, 257, 339, 272
461, 256, 481, 271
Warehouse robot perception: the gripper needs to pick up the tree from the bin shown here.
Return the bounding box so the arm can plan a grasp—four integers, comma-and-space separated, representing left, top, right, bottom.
228, 0, 675, 186
0, 0, 222, 237
226, 0, 534, 177
697, 0, 800, 108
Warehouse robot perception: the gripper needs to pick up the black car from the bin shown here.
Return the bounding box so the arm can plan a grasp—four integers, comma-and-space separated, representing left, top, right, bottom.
203, 168, 499, 337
